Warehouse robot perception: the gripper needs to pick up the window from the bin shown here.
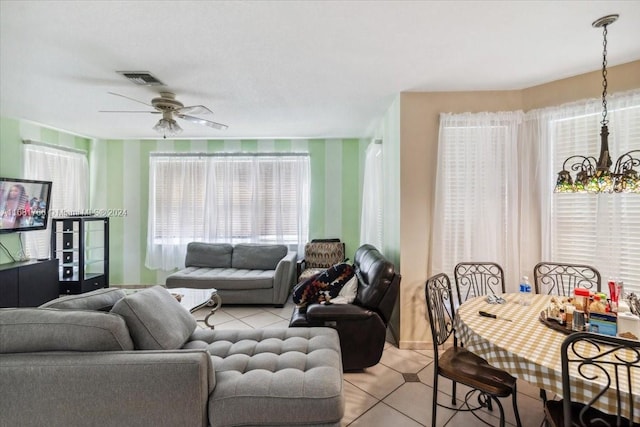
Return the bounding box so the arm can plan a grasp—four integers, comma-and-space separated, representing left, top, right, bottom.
432, 90, 640, 295
22, 142, 89, 259
548, 93, 640, 293
431, 112, 523, 288
146, 153, 310, 270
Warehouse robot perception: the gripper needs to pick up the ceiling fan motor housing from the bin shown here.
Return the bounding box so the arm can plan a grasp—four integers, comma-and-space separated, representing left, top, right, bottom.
152, 92, 184, 111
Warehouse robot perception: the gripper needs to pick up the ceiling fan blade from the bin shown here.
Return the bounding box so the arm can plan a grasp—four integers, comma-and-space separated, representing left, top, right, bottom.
176, 105, 213, 115
99, 110, 159, 113
108, 91, 153, 107
176, 113, 228, 130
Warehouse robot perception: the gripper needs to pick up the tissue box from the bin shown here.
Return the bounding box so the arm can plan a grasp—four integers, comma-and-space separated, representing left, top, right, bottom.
589, 312, 617, 336
617, 312, 640, 340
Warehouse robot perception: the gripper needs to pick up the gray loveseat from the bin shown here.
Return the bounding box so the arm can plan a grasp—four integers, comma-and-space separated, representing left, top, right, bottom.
166, 242, 296, 307
0, 286, 344, 427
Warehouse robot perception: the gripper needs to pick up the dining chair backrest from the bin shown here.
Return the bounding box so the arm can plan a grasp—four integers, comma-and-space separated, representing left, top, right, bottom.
454, 262, 505, 306
425, 273, 457, 355
560, 332, 640, 426
533, 262, 601, 296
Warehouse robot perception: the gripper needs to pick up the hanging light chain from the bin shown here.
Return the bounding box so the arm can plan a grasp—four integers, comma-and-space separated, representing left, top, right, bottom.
601, 23, 609, 126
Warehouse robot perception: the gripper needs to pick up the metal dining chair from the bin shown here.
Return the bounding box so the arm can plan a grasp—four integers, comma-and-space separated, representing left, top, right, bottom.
533, 262, 601, 405
425, 273, 522, 427
544, 332, 640, 427
533, 262, 601, 296
454, 262, 506, 306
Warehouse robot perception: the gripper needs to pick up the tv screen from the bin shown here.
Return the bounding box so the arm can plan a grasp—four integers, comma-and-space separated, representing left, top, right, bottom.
0, 177, 52, 234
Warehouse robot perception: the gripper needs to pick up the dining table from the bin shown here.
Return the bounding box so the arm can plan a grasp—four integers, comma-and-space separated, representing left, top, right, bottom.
454, 292, 640, 420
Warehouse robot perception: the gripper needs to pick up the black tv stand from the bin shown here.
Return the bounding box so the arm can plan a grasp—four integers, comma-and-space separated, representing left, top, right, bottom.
0, 259, 59, 307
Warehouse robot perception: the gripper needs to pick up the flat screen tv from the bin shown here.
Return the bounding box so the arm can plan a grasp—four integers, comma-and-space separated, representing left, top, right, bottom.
0, 177, 52, 234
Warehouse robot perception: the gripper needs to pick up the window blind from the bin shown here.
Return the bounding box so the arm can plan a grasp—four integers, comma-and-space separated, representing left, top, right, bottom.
146, 153, 309, 270
431, 112, 522, 289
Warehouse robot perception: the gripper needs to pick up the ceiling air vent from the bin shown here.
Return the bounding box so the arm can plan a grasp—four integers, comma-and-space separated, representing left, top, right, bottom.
116, 71, 164, 86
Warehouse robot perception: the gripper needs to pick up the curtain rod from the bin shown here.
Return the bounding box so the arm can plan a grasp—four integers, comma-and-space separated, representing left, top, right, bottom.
150, 152, 309, 158
22, 139, 87, 155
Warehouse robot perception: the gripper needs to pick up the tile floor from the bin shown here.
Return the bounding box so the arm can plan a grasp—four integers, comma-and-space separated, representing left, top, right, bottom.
193, 298, 550, 427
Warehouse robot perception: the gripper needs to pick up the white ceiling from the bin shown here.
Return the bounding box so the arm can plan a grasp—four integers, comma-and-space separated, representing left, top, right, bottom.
1, 1, 639, 140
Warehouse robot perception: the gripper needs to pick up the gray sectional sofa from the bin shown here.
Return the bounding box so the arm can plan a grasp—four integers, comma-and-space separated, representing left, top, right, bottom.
166, 242, 297, 307
0, 286, 344, 427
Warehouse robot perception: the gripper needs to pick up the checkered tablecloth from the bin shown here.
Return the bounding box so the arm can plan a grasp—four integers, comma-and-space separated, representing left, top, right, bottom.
454, 293, 640, 419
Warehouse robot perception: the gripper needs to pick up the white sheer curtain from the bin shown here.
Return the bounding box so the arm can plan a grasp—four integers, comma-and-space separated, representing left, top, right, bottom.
146, 154, 310, 270
526, 90, 640, 293
360, 140, 383, 249
145, 156, 207, 270
432, 91, 640, 294
430, 112, 523, 289
204, 154, 310, 255
23, 143, 89, 258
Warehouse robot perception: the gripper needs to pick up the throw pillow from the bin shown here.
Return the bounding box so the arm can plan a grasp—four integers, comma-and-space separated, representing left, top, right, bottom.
111, 285, 196, 350
331, 275, 358, 304
292, 263, 355, 307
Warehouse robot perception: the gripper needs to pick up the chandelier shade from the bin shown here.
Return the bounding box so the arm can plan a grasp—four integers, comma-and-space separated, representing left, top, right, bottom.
554, 14, 640, 194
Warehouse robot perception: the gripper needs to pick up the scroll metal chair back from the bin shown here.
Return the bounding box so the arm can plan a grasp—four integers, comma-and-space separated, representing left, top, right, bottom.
543, 332, 640, 426
425, 273, 522, 427
454, 262, 506, 306
533, 262, 601, 296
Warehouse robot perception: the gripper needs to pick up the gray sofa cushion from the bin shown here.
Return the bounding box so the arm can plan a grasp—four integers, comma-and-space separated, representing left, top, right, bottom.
185, 327, 344, 427
232, 244, 287, 270
185, 242, 233, 268
111, 285, 196, 350
166, 267, 275, 290
0, 308, 134, 353
40, 287, 126, 311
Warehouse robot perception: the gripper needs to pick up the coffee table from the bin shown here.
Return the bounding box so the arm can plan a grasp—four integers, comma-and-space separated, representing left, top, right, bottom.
169, 287, 222, 329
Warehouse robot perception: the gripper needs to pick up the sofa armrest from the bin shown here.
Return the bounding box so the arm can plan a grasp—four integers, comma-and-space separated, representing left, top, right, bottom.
296, 258, 306, 280
306, 303, 376, 321
0, 350, 213, 427
273, 250, 297, 305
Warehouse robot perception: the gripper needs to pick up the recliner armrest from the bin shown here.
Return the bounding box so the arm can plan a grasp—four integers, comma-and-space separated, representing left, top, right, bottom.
306, 303, 375, 321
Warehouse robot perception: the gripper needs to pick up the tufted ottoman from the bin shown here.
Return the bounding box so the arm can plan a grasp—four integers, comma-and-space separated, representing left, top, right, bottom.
184, 327, 344, 427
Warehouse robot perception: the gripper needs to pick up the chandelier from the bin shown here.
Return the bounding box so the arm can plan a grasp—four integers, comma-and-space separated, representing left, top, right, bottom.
555, 14, 639, 193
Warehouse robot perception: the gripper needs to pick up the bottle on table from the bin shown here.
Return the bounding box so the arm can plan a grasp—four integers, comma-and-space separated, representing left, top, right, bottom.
519, 276, 532, 306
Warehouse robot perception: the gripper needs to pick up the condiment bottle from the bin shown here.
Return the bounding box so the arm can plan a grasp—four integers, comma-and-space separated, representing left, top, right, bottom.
574, 288, 590, 315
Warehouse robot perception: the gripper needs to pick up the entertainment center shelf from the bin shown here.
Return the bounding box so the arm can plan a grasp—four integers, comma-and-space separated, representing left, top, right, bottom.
51, 216, 109, 294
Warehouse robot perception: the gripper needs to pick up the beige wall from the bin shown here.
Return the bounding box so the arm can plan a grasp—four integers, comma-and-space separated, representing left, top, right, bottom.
397, 60, 640, 349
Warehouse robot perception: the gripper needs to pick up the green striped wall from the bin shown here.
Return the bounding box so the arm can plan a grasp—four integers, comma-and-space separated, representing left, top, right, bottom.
0, 117, 91, 264
1, 117, 371, 285
94, 137, 370, 286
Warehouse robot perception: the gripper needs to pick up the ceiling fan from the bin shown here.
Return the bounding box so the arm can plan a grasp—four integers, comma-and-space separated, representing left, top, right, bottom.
101, 91, 228, 138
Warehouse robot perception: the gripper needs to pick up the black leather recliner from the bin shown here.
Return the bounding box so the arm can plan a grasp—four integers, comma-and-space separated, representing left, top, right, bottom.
289, 244, 401, 371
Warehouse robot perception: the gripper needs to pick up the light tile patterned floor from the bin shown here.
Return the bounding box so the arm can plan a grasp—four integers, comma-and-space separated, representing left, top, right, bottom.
192, 298, 549, 427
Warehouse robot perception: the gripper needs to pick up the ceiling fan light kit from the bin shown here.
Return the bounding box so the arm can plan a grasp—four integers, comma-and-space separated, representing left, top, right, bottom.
554, 14, 640, 194
153, 117, 183, 138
